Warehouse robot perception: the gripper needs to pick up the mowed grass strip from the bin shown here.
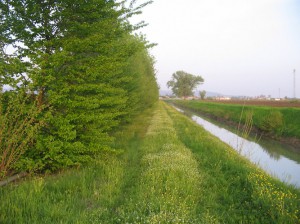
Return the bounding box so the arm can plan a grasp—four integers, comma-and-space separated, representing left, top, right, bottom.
164, 102, 300, 223
115, 102, 202, 223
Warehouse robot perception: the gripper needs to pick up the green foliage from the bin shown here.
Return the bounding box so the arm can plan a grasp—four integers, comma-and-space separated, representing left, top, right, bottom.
199, 90, 206, 100
124, 40, 159, 115
167, 70, 204, 98
0, 0, 158, 172
260, 111, 284, 135
0, 91, 42, 178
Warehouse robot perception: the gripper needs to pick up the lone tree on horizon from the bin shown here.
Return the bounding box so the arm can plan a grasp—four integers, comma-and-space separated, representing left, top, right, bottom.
200, 90, 206, 100
167, 71, 204, 98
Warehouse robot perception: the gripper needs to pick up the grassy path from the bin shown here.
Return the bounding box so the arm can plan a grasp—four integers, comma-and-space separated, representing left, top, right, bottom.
113, 102, 202, 223
0, 101, 299, 223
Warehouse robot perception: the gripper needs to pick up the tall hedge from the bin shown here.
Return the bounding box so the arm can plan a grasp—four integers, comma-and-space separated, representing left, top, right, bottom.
0, 0, 158, 173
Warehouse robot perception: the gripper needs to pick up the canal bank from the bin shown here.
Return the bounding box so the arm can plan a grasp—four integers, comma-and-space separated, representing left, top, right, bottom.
170, 100, 300, 149
173, 105, 300, 188
164, 102, 300, 222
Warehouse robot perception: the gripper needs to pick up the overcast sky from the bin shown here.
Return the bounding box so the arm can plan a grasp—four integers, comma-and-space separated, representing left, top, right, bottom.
133, 0, 300, 97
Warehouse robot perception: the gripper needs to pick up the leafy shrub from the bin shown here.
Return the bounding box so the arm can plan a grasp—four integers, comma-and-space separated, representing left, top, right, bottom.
259, 111, 284, 135
0, 91, 42, 178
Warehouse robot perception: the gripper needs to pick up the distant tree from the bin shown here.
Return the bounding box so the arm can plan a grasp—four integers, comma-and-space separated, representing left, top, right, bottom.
167, 71, 204, 98
200, 90, 206, 100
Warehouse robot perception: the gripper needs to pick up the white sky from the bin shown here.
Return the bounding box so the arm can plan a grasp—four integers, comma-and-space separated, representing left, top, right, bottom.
133, 0, 300, 97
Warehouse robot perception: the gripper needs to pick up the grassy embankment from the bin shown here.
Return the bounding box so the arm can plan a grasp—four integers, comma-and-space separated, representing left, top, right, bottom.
171, 100, 300, 140
0, 102, 299, 223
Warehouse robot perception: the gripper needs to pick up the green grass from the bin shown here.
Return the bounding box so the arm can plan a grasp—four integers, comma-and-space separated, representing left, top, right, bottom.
0, 106, 154, 224
164, 102, 300, 223
113, 102, 202, 223
0, 154, 124, 223
171, 100, 300, 139
0, 101, 299, 223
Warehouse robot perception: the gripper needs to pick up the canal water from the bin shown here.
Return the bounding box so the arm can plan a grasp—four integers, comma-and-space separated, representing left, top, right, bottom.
174, 107, 300, 188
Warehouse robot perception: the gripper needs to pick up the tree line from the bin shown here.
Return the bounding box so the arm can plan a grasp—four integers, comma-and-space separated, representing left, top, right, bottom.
0, 0, 158, 177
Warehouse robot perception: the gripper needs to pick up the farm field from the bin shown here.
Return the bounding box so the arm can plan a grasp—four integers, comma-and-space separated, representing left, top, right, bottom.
0, 102, 299, 223
205, 99, 300, 108
171, 100, 300, 146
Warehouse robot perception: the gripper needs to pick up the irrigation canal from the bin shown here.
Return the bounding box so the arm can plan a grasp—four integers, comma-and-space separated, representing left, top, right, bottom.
174, 106, 300, 188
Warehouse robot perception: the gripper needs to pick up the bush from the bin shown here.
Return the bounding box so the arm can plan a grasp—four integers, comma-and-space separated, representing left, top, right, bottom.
259, 111, 284, 135
0, 91, 42, 178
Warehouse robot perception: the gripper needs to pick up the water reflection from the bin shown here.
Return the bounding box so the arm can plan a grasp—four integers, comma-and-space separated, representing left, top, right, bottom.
258, 138, 300, 162
174, 107, 300, 188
